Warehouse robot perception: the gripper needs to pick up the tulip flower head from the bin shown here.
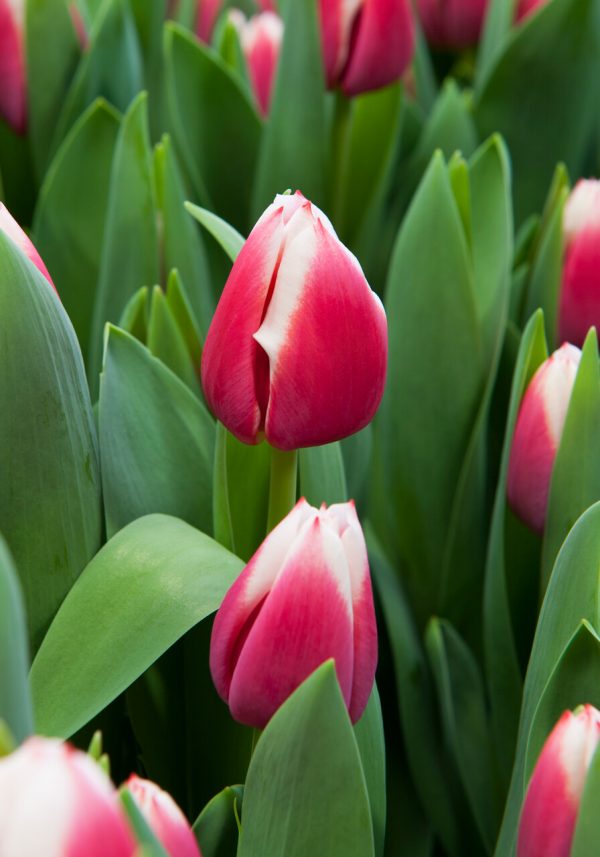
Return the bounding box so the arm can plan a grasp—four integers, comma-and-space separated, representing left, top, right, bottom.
417, 0, 488, 48
230, 10, 283, 117
196, 0, 223, 42
558, 179, 600, 347
517, 705, 600, 857
506, 343, 581, 534
210, 498, 378, 728
0, 203, 56, 292
0, 0, 26, 133
126, 775, 202, 857
0, 737, 136, 857
201, 191, 387, 450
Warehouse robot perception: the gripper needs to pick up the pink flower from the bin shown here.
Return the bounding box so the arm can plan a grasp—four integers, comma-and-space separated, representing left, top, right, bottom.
0, 737, 136, 857
0, 0, 26, 134
518, 706, 600, 857
416, 0, 488, 48
210, 498, 378, 728
230, 11, 283, 117
507, 343, 581, 533
196, 0, 223, 42
558, 179, 600, 348
201, 191, 387, 450
0, 203, 57, 292
126, 775, 202, 857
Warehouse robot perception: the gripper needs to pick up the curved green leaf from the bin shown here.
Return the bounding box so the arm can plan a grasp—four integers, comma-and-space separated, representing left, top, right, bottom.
185, 202, 244, 264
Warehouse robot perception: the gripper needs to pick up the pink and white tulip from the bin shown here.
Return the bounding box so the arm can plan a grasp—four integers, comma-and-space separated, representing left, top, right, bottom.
517, 705, 600, 857
196, 0, 223, 42
125, 775, 202, 857
507, 343, 581, 534
0, 0, 26, 133
230, 10, 283, 117
0, 737, 136, 857
201, 191, 387, 450
416, 0, 488, 48
210, 498, 378, 728
0, 203, 57, 292
558, 179, 600, 347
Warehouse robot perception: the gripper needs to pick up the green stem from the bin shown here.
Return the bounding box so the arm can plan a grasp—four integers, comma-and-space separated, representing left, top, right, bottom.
266, 446, 298, 533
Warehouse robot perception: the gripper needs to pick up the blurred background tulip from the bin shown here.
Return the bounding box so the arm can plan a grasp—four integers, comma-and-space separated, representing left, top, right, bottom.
416, 0, 488, 49
0, 737, 136, 856
507, 343, 581, 533
230, 10, 283, 116
196, 0, 223, 42
210, 498, 377, 728
558, 179, 600, 347
517, 705, 600, 857
0, 0, 26, 133
126, 775, 202, 857
201, 191, 387, 450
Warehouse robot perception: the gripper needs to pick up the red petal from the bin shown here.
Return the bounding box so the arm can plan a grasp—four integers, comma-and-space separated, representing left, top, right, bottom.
0, 0, 26, 133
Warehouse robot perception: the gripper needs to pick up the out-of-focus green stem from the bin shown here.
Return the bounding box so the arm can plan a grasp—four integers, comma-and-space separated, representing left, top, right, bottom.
266, 446, 298, 533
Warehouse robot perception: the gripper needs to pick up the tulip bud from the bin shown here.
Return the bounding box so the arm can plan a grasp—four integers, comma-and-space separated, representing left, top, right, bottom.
0, 737, 136, 856
196, 0, 223, 42
0, 0, 26, 134
0, 203, 57, 292
210, 498, 378, 728
125, 775, 202, 857
517, 705, 600, 857
230, 11, 283, 117
506, 343, 581, 534
201, 191, 387, 450
557, 180, 600, 348
416, 0, 488, 48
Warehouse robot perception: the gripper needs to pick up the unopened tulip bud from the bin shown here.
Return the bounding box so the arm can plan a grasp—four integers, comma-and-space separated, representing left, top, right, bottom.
230, 11, 283, 117
518, 705, 600, 857
417, 0, 488, 48
507, 343, 581, 533
210, 498, 378, 728
558, 180, 600, 347
0, 203, 57, 292
196, 0, 223, 42
0, 0, 26, 133
125, 775, 202, 857
201, 191, 387, 450
0, 737, 136, 856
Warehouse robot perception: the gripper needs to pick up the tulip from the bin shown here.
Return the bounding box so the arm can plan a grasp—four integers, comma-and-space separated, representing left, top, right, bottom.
196, 0, 223, 42
0, 737, 136, 856
557, 179, 600, 348
201, 191, 387, 450
506, 343, 581, 534
416, 0, 488, 48
230, 11, 283, 117
0, 0, 26, 134
0, 203, 57, 292
125, 775, 202, 857
210, 498, 378, 728
517, 705, 600, 857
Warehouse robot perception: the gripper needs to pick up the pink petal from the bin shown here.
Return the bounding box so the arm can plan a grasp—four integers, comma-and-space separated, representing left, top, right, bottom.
227, 514, 355, 728
417, 0, 487, 48
506, 343, 581, 533
0, 0, 26, 133
341, 0, 415, 96
255, 206, 388, 450
240, 12, 283, 117
319, 0, 364, 88
126, 776, 201, 857
0, 203, 57, 292
196, 0, 223, 42
210, 498, 315, 702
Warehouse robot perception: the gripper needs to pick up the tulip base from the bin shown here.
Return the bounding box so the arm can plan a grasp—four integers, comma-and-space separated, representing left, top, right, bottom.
266, 446, 298, 533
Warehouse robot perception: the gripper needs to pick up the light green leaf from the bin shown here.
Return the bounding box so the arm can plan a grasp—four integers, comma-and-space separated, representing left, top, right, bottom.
146, 286, 201, 395
185, 202, 245, 264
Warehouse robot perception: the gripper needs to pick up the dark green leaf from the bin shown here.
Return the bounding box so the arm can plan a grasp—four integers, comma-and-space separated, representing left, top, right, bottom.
572, 732, 600, 856
193, 786, 243, 857
354, 686, 386, 857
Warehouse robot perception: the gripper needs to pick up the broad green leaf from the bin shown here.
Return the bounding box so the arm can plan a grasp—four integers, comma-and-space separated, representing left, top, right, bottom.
354, 686, 386, 857
238, 662, 375, 857
542, 329, 600, 590
252, 0, 327, 218
572, 736, 600, 856
193, 786, 243, 857
0, 537, 33, 743
30, 514, 244, 738
146, 287, 201, 395
299, 443, 348, 507
26, 0, 81, 178
164, 23, 261, 232
89, 93, 159, 389
99, 326, 214, 537
33, 99, 121, 358
0, 233, 101, 652
185, 202, 245, 263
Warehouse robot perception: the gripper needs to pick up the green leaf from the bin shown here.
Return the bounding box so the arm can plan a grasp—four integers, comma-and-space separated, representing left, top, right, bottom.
99, 326, 214, 538
146, 287, 201, 395
119, 285, 150, 341
0, 233, 102, 652
354, 686, 386, 857
30, 514, 244, 738
164, 23, 261, 232
572, 733, 600, 856
299, 443, 348, 507
89, 92, 159, 389
33, 99, 121, 358
474, 0, 600, 221
185, 202, 245, 263
165, 270, 203, 366
341, 426, 373, 510
193, 786, 243, 857
26, 0, 81, 178
238, 662, 375, 857
0, 537, 33, 743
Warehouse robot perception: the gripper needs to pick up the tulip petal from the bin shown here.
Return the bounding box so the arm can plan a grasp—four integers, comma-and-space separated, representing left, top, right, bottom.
559, 226, 600, 347
196, 0, 223, 42
227, 514, 355, 728
0, 0, 26, 134
0, 204, 57, 292
319, 0, 363, 87
341, 0, 415, 97
210, 498, 315, 702
255, 210, 387, 450
240, 12, 283, 117
126, 776, 201, 857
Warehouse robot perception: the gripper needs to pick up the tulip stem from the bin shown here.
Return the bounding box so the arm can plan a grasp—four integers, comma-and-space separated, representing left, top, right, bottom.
266, 446, 298, 533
